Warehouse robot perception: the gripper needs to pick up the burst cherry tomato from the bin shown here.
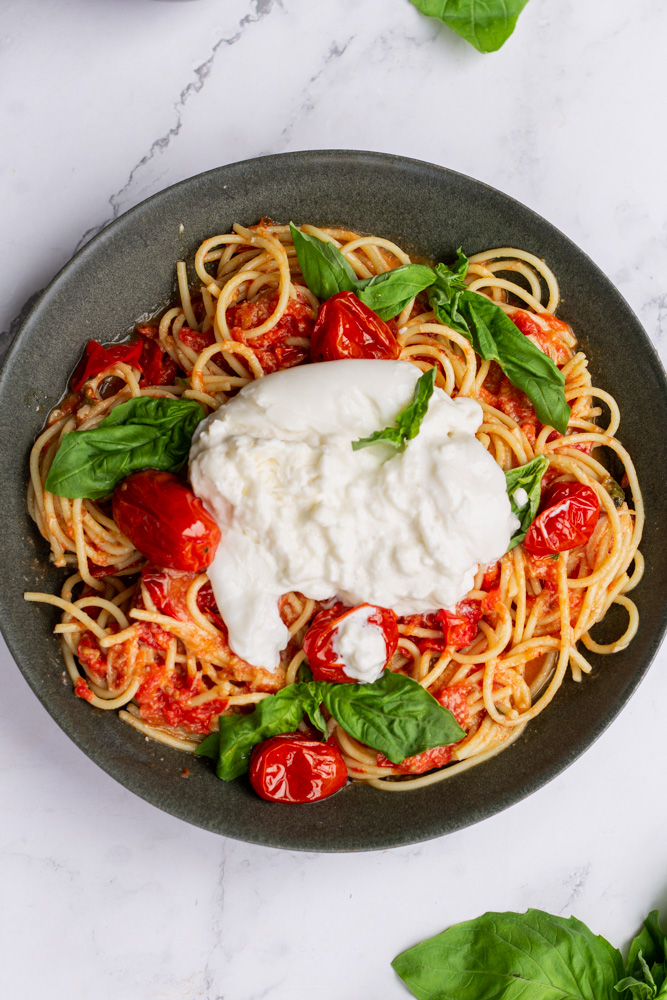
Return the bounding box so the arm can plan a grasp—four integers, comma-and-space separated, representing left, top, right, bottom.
136, 327, 179, 387
71, 339, 144, 391
113, 469, 221, 571
436, 599, 483, 650
249, 732, 347, 803
310, 291, 400, 362
302, 602, 399, 683
524, 481, 600, 555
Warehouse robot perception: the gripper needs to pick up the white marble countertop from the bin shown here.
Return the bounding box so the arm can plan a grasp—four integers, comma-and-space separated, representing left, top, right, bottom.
1, 1, 666, 997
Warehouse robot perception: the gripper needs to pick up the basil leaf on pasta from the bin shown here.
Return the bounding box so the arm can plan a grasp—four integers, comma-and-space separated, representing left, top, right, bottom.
428, 257, 570, 434
352, 367, 436, 451
196, 670, 463, 779
323, 670, 465, 765
289, 222, 357, 300
355, 264, 436, 320
505, 455, 549, 550
392, 908, 624, 1000
45, 397, 204, 500
408, 0, 532, 54
196, 683, 327, 782
291, 223, 435, 319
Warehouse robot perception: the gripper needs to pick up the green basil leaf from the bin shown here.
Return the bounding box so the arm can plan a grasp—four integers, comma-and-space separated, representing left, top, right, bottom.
627, 913, 667, 976
196, 684, 320, 782
428, 257, 570, 434
194, 731, 219, 760
44, 396, 204, 500
618, 913, 667, 998
504, 455, 549, 550
460, 292, 570, 433
323, 670, 465, 764
408, 0, 532, 53
615, 968, 658, 999
289, 222, 358, 300
396, 365, 437, 440
351, 426, 405, 451
356, 264, 436, 320
299, 681, 329, 739
427, 262, 470, 336
196, 671, 464, 779
392, 908, 624, 1000
352, 367, 436, 451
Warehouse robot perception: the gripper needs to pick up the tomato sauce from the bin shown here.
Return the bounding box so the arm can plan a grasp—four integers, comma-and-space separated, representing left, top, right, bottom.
510, 309, 572, 367
227, 290, 316, 373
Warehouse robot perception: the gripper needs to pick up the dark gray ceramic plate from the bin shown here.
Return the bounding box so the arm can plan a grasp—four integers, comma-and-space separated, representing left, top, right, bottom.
1, 151, 666, 852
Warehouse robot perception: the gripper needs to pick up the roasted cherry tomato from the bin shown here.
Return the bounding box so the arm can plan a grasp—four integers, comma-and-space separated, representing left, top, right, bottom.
136, 326, 179, 387
249, 732, 348, 803
310, 290, 400, 362
436, 599, 483, 650
524, 481, 600, 555
71, 339, 144, 391
113, 470, 221, 571
227, 290, 315, 372
377, 743, 455, 775
302, 602, 399, 683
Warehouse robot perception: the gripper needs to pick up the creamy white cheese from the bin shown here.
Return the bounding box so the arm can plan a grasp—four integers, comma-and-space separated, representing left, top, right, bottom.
189, 359, 518, 670
332, 607, 389, 684
513, 487, 529, 508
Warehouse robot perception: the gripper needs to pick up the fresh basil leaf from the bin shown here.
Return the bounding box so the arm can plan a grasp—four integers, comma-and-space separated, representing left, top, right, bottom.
618, 913, 667, 998
356, 264, 436, 320
289, 222, 358, 300
299, 682, 329, 739
194, 731, 219, 760
396, 365, 437, 440
408, 0, 532, 53
616, 967, 658, 1000
627, 913, 667, 975
323, 670, 464, 764
196, 670, 463, 779
392, 908, 624, 1000
352, 367, 436, 451
461, 292, 570, 433
45, 397, 204, 500
428, 257, 570, 434
297, 660, 315, 683
427, 256, 471, 336
505, 455, 549, 550
351, 426, 405, 451
197, 684, 319, 782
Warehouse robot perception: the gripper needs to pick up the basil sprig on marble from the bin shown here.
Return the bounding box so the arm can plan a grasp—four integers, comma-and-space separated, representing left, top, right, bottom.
393, 908, 626, 1000
392, 908, 667, 1000
45, 397, 204, 500
427, 253, 571, 434
616, 911, 667, 999
289, 222, 436, 319
504, 454, 549, 550
352, 367, 436, 451
408, 0, 532, 54
196, 669, 465, 781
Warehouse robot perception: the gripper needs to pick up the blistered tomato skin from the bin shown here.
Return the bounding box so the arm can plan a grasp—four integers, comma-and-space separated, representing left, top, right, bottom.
249, 732, 348, 803
113, 469, 221, 572
310, 291, 400, 362
302, 602, 399, 683
524, 482, 600, 555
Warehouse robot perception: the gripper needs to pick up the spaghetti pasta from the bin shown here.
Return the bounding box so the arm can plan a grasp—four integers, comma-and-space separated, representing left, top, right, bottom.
25, 221, 644, 792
